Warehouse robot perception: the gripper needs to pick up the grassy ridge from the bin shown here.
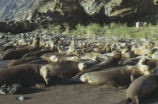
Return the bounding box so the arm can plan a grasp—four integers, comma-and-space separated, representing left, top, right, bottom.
45, 23, 158, 40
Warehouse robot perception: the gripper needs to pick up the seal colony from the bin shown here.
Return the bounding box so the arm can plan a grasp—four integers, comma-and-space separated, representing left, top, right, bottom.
0, 33, 158, 103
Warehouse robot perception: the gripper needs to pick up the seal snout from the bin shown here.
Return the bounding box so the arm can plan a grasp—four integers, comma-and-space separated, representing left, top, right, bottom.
138, 57, 150, 75
40, 65, 51, 85
78, 62, 87, 71
50, 55, 59, 62
80, 73, 88, 82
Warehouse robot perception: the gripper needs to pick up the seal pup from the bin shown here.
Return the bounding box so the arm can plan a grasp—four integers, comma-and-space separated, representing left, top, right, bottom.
120, 74, 158, 104
79, 58, 150, 86
0, 64, 47, 86
40, 60, 80, 85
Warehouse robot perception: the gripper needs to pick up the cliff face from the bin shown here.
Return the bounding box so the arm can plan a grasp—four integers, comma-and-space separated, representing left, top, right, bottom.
0, 0, 41, 21
0, 0, 158, 23
0, 0, 158, 33
80, 0, 158, 23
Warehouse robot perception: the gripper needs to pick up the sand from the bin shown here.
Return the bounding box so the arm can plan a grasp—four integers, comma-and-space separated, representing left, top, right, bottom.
0, 83, 125, 104
0, 83, 158, 104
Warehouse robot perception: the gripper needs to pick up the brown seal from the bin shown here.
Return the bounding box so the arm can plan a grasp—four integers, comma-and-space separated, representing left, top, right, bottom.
22, 49, 52, 58
41, 52, 74, 63
0, 64, 46, 86
2, 36, 41, 60
132, 46, 152, 56
120, 74, 158, 104
40, 60, 80, 85
8, 56, 41, 67
77, 52, 122, 76
79, 58, 150, 86
2, 46, 40, 60
122, 58, 140, 66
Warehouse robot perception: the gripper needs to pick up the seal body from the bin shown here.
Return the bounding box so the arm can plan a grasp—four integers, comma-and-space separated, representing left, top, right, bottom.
0, 64, 45, 86
80, 66, 132, 86
22, 49, 52, 58
80, 64, 150, 86
41, 53, 74, 62
77, 56, 120, 76
8, 56, 41, 67
122, 58, 140, 66
2, 46, 40, 60
40, 60, 80, 85
127, 74, 158, 100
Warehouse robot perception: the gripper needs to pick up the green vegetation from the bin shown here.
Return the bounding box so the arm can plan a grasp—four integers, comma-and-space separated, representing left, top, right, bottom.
45, 23, 158, 40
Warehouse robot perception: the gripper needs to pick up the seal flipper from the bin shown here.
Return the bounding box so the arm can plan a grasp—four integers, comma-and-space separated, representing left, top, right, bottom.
117, 98, 132, 104
66, 76, 82, 84
118, 97, 139, 104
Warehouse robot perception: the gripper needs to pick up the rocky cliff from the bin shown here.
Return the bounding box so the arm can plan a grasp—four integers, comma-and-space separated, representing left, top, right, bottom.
0, 0, 43, 21
0, 0, 158, 33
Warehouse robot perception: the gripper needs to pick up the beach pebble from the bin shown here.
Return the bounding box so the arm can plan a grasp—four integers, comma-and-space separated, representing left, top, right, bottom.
17, 96, 25, 101
0, 89, 6, 95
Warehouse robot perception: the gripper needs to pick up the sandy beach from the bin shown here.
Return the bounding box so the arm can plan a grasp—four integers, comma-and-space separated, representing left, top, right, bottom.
0, 82, 158, 104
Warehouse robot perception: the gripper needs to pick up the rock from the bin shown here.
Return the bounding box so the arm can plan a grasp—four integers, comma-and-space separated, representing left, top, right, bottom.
0, 0, 158, 31
0, 0, 41, 21
0, 35, 4, 39
0, 89, 6, 95
17, 96, 25, 101
0, 84, 22, 95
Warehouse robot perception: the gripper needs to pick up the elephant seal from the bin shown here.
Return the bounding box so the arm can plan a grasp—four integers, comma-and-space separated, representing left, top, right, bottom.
79, 58, 150, 86
2, 36, 41, 60
0, 64, 47, 86
22, 49, 52, 58
28, 59, 49, 65
40, 60, 80, 85
122, 58, 140, 66
2, 46, 40, 60
41, 53, 65, 62
77, 53, 122, 76
132, 47, 152, 56
8, 56, 41, 67
41, 52, 75, 63
121, 74, 158, 104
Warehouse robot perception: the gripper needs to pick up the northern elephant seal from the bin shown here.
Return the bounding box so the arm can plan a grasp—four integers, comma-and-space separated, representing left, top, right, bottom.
40, 60, 80, 85
22, 49, 52, 58
8, 56, 41, 67
79, 58, 150, 86
0, 64, 47, 86
121, 74, 158, 104
2, 46, 40, 60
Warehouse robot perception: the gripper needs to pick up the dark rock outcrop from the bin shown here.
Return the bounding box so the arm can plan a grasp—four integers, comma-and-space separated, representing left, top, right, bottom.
0, 0, 158, 33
